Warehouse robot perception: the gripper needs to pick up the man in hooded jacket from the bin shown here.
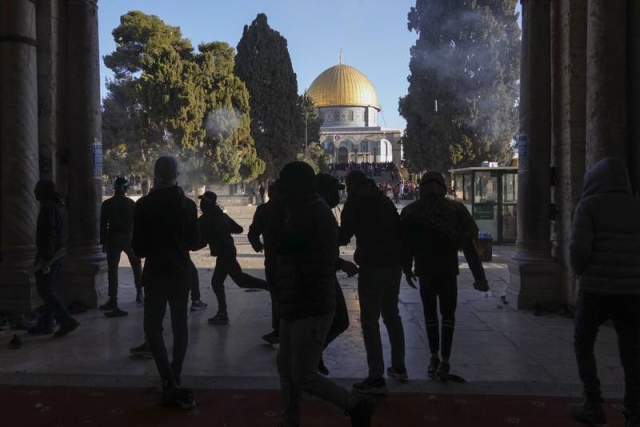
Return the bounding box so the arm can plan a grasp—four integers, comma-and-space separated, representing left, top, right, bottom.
568, 157, 640, 427
339, 170, 407, 395
132, 155, 199, 409
400, 171, 488, 381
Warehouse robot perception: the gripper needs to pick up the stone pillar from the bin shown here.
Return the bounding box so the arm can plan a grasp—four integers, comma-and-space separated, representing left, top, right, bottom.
57, 0, 107, 307
628, 0, 640, 195
507, 0, 562, 310
0, 0, 40, 313
585, 0, 627, 167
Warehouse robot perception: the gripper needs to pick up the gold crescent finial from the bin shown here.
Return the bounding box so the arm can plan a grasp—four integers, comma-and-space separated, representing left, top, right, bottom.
339, 49, 343, 64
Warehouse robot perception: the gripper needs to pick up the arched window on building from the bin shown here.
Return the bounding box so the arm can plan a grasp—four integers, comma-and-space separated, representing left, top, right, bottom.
360, 141, 369, 152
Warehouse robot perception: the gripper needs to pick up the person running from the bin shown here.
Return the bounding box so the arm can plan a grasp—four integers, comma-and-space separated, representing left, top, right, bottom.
132, 155, 199, 409
274, 161, 375, 427
29, 179, 80, 337
99, 177, 142, 317
198, 191, 268, 325
568, 157, 640, 427
339, 171, 407, 395
248, 181, 286, 344
400, 171, 488, 381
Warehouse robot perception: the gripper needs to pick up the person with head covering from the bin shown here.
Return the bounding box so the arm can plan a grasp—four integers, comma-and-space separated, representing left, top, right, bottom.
99, 177, 143, 316
29, 179, 79, 337
568, 158, 640, 427
274, 161, 376, 427
248, 180, 286, 344
131, 155, 199, 410
339, 170, 407, 395
400, 171, 488, 382
198, 190, 268, 325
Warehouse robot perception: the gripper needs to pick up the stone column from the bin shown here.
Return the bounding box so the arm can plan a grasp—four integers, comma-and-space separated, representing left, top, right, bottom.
0, 0, 40, 313
585, 0, 627, 167
507, 0, 562, 310
57, 0, 107, 307
628, 0, 640, 195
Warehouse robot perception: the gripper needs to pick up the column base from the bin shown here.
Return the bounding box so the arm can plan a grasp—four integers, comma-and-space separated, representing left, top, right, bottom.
58, 246, 107, 309
507, 253, 563, 310
0, 245, 39, 314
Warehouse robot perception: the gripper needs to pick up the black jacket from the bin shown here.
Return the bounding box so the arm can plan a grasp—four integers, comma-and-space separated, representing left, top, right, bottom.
570, 157, 640, 295
275, 193, 338, 320
339, 181, 402, 268
198, 204, 243, 258
401, 196, 485, 280
100, 195, 136, 243
248, 200, 286, 268
36, 197, 67, 261
132, 186, 199, 290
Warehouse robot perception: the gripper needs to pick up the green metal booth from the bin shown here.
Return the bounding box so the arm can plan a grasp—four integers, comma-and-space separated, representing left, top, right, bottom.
449, 167, 518, 244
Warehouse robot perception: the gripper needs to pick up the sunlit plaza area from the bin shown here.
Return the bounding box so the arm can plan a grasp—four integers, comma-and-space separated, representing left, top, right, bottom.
1, 0, 639, 426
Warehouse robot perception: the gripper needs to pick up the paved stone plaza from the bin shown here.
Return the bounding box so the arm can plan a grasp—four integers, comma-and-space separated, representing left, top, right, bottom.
0, 202, 624, 398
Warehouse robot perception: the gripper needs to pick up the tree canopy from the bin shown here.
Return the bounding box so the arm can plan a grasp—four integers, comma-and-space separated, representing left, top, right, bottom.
399, 0, 520, 173
234, 13, 305, 179
102, 11, 264, 184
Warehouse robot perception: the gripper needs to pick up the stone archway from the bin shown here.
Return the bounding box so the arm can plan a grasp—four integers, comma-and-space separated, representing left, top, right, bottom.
337, 147, 349, 164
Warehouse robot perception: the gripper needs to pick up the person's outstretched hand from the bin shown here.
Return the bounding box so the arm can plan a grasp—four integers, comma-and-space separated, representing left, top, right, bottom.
340, 260, 359, 277
404, 270, 417, 289
473, 278, 489, 292
252, 243, 264, 253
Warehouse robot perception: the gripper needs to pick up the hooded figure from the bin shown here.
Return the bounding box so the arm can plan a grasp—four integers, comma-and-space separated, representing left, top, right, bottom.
400, 171, 487, 382
274, 161, 376, 427
30, 179, 79, 338
568, 157, 640, 427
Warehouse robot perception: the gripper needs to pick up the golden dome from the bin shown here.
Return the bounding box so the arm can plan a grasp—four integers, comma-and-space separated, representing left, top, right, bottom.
307, 64, 380, 109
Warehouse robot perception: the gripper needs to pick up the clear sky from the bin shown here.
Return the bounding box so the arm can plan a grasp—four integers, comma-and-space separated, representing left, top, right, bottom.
98, 1, 521, 132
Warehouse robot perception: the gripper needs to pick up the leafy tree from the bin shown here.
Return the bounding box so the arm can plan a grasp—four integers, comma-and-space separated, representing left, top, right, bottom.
235, 13, 303, 178
399, 0, 520, 172
102, 11, 264, 184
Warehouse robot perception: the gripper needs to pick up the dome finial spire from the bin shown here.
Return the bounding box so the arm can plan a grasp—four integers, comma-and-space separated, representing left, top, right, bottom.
339, 49, 343, 65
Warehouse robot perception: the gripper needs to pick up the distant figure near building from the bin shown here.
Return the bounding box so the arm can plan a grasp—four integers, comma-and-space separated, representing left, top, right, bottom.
132, 155, 199, 410
29, 179, 79, 337
400, 172, 488, 382
258, 184, 266, 204
198, 191, 268, 325
274, 161, 375, 427
99, 177, 142, 316
340, 171, 407, 395
568, 158, 640, 427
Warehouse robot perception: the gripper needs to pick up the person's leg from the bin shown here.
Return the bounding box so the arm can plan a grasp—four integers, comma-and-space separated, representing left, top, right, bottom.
380, 266, 405, 372
41, 259, 73, 325
122, 236, 142, 292
289, 313, 356, 411
574, 291, 608, 403
438, 275, 458, 361
569, 291, 609, 424
325, 278, 349, 346
189, 263, 201, 302
611, 295, 640, 420
357, 268, 385, 380
144, 287, 175, 384
106, 241, 123, 300
278, 318, 300, 427
228, 256, 270, 291
168, 289, 190, 382
418, 276, 440, 357
210, 258, 229, 314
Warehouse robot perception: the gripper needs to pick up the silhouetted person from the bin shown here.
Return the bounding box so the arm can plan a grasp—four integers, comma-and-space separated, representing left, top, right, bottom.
400, 172, 488, 381
258, 184, 266, 204
275, 161, 375, 427
100, 177, 142, 316
248, 181, 286, 344
568, 158, 640, 427
339, 171, 407, 395
132, 155, 199, 409
198, 191, 268, 325
314, 173, 356, 376
29, 179, 79, 337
